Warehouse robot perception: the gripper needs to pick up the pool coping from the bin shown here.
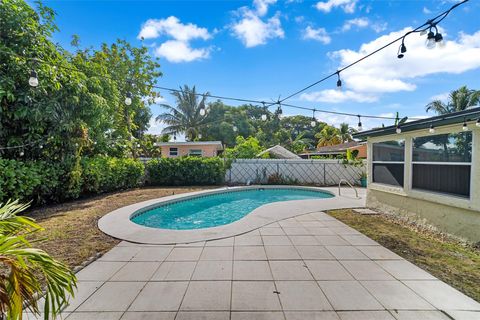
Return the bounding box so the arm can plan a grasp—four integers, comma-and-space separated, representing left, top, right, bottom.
98, 185, 366, 244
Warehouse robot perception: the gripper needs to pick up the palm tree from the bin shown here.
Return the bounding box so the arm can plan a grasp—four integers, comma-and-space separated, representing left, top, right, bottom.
156, 85, 209, 141
338, 123, 355, 143
426, 86, 480, 115
0, 200, 77, 319
315, 125, 342, 147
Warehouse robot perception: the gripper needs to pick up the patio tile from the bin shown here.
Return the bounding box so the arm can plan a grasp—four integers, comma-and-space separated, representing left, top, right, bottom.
260, 227, 286, 236
110, 262, 160, 281
337, 311, 395, 320
299, 221, 326, 228
284, 311, 339, 320
121, 312, 176, 320
341, 235, 378, 246
180, 281, 231, 311
205, 237, 235, 246
151, 261, 196, 281
64, 281, 104, 312
362, 281, 434, 310
403, 280, 480, 310
314, 236, 349, 246
192, 260, 232, 280
265, 246, 301, 260
232, 281, 282, 311
175, 241, 205, 247
76, 261, 126, 281
340, 261, 394, 280
275, 281, 332, 311
321, 221, 347, 228
391, 310, 451, 320
132, 246, 173, 261
325, 246, 368, 260
244, 229, 261, 236
375, 260, 436, 280
318, 281, 383, 310
234, 260, 273, 280
234, 246, 267, 260
99, 246, 140, 262
356, 246, 402, 260
329, 227, 361, 235
67, 312, 123, 320
176, 311, 230, 320
305, 228, 336, 236
444, 311, 480, 320
78, 282, 145, 311
128, 282, 188, 311
305, 261, 353, 281
269, 261, 313, 280
200, 246, 233, 260
235, 234, 263, 246
309, 212, 334, 220
262, 236, 292, 246
296, 246, 334, 260
295, 214, 319, 221
232, 311, 285, 320
279, 220, 303, 228
288, 235, 319, 245
264, 222, 281, 227
165, 247, 202, 261
283, 227, 310, 236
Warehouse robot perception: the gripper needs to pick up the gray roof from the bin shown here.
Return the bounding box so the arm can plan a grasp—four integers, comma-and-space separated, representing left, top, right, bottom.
257, 145, 301, 159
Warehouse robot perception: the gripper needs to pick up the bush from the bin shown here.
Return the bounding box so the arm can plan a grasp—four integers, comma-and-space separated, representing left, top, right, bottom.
81, 156, 144, 193
146, 157, 226, 186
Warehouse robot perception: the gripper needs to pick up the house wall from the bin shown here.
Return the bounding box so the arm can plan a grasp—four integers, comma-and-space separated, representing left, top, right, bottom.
365, 121, 480, 243
348, 144, 367, 158
160, 145, 219, 158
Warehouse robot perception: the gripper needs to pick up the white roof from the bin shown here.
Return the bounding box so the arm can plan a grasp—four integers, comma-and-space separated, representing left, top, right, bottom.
157, 141, 223, 150
257, 145, 301, 159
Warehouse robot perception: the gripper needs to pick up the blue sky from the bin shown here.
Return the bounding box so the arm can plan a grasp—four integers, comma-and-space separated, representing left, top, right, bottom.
43, 0, 480, 134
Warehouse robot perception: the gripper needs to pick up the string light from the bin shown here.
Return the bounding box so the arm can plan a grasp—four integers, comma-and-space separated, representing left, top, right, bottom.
125, 92, 132, 106
357, 115, 363, 132
396, 125, 402, 134
19, 151, 24, 157
476, 118, 480, 127
462, 118, 468, 131
199, 107, 206, 116
233, 126, 238, 132
310, 110, 316, 127
261, 114, 267, 121
28, 69, 39, 87
276, 102, 282, 116
336, 71, 342, 90
429, 123, 435, 134
397, 39, 407, 59
198, 133, 202, 139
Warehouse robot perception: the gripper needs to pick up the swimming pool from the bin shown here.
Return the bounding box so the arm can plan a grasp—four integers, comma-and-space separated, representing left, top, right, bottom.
131, 188, 334, 230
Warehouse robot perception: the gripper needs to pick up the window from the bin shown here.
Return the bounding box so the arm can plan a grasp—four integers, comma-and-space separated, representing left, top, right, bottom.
169, 147, 178, 156
412, 132, 472, 197
372, 140, 405, 187
189, 149, 203, 157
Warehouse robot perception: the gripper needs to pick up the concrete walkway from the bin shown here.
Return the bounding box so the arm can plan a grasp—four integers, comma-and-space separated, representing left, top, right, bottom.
40, 211, 479, 320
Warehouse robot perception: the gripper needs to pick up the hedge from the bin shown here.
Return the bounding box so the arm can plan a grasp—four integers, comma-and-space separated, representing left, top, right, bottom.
146, 157, 226, 186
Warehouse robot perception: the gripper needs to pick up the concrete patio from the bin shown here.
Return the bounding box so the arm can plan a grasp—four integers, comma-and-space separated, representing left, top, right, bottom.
37, 210, 479, 320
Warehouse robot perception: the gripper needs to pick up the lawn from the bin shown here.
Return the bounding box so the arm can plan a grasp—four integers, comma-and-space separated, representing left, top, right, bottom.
328, 209, 480, 302
27, 187, 210, 268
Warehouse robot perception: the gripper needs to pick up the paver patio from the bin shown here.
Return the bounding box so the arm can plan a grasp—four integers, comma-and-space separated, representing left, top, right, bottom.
29, 211, 480, 320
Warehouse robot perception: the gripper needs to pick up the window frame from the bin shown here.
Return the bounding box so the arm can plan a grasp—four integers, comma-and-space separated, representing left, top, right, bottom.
371, 139, 406, 188
188, 149, 203, 157
169, 147, 178, 157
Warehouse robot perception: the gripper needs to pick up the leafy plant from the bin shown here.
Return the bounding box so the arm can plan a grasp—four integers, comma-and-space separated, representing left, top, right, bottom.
0, 200, 77, 319
224, 136, 267, 159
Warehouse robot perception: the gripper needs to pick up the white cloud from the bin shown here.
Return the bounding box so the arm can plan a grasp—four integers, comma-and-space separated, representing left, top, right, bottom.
302, 28, 480, 103
342, 17, 369, 32
138, 16, 213, 63
253, 0, 277, 16
371, 22, 388, 33
232, 10, 284, 47
430, 92, 450, 102
423, 7, 432, 14
138, 16, 211, 41
303, 26, 331, 44
315, 0, 357, 13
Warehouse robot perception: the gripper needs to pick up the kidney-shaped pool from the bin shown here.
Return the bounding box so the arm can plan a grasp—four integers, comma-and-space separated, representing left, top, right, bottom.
130, 188, 334, 230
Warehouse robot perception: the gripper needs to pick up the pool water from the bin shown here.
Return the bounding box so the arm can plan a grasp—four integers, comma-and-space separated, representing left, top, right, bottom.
131, 188, 333, 230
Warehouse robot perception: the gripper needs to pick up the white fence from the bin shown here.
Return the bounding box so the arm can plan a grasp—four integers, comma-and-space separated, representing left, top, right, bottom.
226, 159, 365, 186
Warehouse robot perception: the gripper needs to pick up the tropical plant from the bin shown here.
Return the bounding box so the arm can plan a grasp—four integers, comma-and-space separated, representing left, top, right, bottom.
338, 123, 355, 143
426, 86, 480, 115
315, 125, 342, 147
224, 136, 267, 159
156, 85, 209, 141
0, 200, 77, 319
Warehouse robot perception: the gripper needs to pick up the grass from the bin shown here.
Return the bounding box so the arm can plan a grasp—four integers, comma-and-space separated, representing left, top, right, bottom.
27, 187, 210, 268
328, 208, 480, 302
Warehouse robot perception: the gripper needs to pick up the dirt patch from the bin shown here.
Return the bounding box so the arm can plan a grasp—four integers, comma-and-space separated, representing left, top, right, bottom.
328, 208, 480, 302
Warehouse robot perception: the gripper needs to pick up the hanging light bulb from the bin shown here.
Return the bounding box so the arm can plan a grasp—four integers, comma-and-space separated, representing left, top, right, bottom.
277, 102, 282, 116
261, 114, 267, 121
310, 110, 316, 127
397, 41, 407, 59
153, 142, 158, 147
462, 118, 468, 131
173, 134, 177, 141
396, 125, 402, 134
39, 144, 43, 149
199, 107, 206, 116
137, 143, 141, 148
233, 126, 238, 132
426, 30, 436, 49
336, 71, 342, 90
28, 70, 39, 87
476, 118, 480, 127
435, 32, 443, 44
19, 151, 24, 157
198, 133, 202, 139
125, 92, 132, 106
429, 123, 435, 134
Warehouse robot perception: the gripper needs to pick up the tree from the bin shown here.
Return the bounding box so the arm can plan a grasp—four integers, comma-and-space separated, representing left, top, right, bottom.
224, 136, 267, 159
338, 123, 355, 143
426, 86, 480, 115
156, 85, 208, 141
315, 125, 342, 147
0, 200, 77, 319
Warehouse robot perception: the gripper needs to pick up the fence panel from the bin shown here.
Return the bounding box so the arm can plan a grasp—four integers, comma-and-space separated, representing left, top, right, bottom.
226, 159, 365, 186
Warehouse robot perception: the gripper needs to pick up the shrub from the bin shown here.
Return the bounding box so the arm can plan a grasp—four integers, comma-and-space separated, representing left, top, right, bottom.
81, 156, 145, 193
146, 157, 226, 186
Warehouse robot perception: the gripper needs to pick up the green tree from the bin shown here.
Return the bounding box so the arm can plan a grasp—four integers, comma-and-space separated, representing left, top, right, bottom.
426, 86, 480, 115
338, 123, 355, 143
224, 136, 267, 159
315, 125, 342, 147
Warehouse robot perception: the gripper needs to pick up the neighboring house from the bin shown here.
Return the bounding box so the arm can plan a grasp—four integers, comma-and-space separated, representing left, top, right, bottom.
353, 107, 480, 243
157, 141, 223, 158
299, 141, 367, 159
256, 145, 301, 159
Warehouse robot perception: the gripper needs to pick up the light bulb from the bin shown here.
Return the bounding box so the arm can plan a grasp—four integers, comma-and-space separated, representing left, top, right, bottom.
310, 120, 316, 127
233, 126, 238, 132
336, 79, 342, 91
199, 108, 206, 116
39, 144, 43, 149
29, 70, 39, 87
125, 92, 132, 106
429, 124, 435, 134
198, 134, 202, 139
137, 144, 140, 147
19, 151, 24, 156
476, 118, 480, 127
357, 123, 363, 132
396, 126, 402, 134
462, 122, 468, 131
261, 114, 267, 121
426, 31, 436, 49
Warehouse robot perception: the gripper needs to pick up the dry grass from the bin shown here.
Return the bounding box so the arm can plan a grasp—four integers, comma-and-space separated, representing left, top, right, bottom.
328, 208, 480, 302
26, 187, 210, 268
